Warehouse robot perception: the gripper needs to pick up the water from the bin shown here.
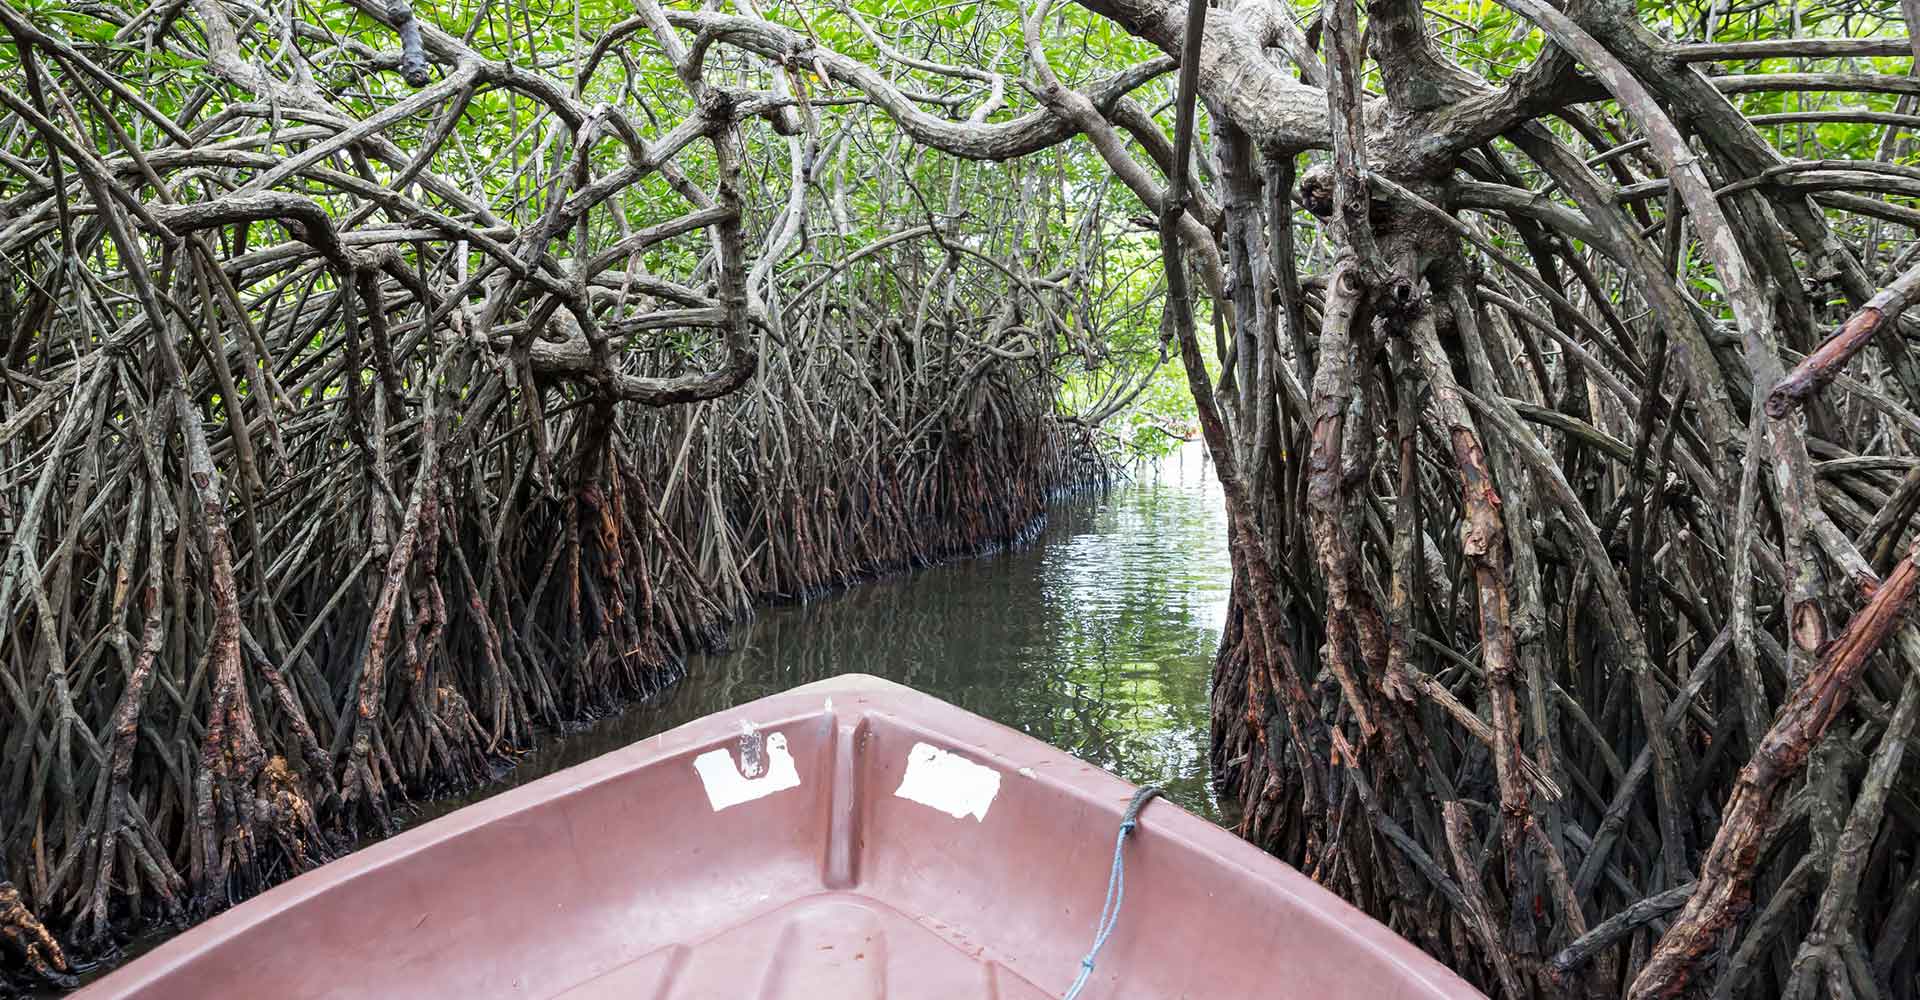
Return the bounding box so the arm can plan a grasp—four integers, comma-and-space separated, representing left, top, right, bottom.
37, 443, 1231, 994
417, 439, 1233, 826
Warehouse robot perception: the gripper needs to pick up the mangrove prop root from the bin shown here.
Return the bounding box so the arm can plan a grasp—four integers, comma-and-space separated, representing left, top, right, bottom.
1632, 548, 1920, 998
1164, 0, 1920, 994
0, 0, 1115, 977
0, 883, 71, 989
6, 0, 1920, 997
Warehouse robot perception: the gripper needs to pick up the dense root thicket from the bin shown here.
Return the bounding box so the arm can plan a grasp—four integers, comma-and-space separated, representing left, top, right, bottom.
6, 0, 1920, 995
0, 0, 1136, 988
1165, 4, 1920, 999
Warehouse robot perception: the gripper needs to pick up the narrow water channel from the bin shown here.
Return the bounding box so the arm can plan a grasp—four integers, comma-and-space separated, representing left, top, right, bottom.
419, 439, 1233, 827
46, 444, 1231, 994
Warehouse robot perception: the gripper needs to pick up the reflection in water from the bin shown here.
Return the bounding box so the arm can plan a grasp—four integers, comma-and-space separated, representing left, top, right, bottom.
418, 440, 1232, 824
40, 444, 1231, 994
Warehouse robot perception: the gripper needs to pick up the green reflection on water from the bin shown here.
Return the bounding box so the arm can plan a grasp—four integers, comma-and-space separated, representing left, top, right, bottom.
447, 441, 1232, 820
44, 445, 1231, 995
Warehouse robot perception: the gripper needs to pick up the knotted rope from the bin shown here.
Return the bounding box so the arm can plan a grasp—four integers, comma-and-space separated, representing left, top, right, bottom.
1062, 785, 1163, 1000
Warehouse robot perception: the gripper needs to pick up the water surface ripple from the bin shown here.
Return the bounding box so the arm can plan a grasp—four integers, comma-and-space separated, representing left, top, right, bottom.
42, 445, 1232, 995
434, 441, 1232, 821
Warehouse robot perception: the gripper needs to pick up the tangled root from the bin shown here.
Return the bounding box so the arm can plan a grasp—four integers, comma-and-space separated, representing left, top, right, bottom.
0, 882, 72, 989
255, 757, 324, 872
435, 686, 487, 751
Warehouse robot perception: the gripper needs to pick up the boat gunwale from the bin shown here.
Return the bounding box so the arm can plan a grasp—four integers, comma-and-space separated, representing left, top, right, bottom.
81, 673, 1482, 999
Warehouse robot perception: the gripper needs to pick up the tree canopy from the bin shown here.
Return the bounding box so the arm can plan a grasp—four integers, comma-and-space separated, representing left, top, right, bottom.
2, 0, 1918, 996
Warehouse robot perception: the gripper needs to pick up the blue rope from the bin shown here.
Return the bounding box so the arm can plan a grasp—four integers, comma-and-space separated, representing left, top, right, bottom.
1062, 785, 1162, 1000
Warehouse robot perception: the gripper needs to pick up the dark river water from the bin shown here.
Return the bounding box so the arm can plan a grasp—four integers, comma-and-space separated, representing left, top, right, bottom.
419, 440, 1233, 826
43, 443, 1230, 993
